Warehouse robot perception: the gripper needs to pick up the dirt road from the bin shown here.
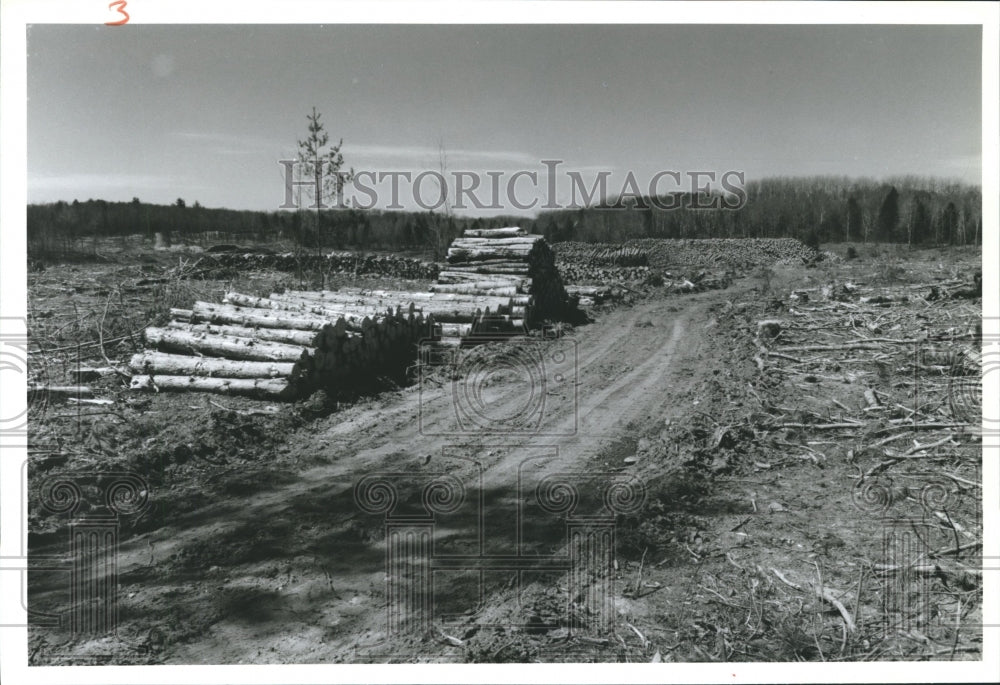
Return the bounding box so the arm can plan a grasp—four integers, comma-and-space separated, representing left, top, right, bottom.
31, 288, 730, 664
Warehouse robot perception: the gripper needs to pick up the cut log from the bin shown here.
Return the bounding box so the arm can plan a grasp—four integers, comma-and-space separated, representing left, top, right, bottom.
436, 271, 526, 284
130, 374, 299, 400
271, 292, 517, 317
463, 227, 526, 238
447, 245, 536, 262
565, 285, 610, 298
451, 236, 541, 247
166, 320, 326, 347
430, 284, 521, 297
441, 258, 529, 268
445, 264, 531, 275
277, 288, 530, 306
28, 385, 94, 399
170, 308, 193, 321
191, 301, 330, 331
129, 351, 304, 380
223, 292, 410, 321
145, 327, 312, 363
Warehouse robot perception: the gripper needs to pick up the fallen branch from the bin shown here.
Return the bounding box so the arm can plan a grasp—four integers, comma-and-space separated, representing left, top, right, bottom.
770, 568, 855, 633
779, 343, 886, 353
766, 350, 805, 363
779, 421, 864, 430
862, 435, 959, 478
28, 385, 94, 399
98, 289, 132, 379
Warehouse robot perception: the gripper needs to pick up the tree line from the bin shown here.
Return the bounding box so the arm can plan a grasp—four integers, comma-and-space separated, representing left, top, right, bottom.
26, 197, 493, 258
535, 176, 982, 248
27, 176, 981, 259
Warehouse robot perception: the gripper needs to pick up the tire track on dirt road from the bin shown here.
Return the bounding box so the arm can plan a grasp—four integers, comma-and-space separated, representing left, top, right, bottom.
106, 292, 727, 663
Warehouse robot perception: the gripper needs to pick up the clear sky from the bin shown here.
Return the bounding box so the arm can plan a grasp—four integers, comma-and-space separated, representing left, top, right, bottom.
26, 24, 982, 215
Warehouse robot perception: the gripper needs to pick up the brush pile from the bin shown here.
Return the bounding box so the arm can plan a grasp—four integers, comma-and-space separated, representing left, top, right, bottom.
557, 238, 818, 271
203, 251, 437, 279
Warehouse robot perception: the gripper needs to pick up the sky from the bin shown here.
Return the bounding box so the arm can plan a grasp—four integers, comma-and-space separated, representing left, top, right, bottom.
26, 24, 983, 215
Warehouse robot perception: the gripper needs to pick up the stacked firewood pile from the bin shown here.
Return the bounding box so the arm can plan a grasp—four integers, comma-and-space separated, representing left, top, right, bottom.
130, 290, 436, 400
437, 227, 570, 344
558, 245, 650, 266
557, 263, 651, 284
128, 227, 573, 400
629, 238, 818, 269
203, 251, 438, 279
129, 285, 535, 400
556, 238, 818, 271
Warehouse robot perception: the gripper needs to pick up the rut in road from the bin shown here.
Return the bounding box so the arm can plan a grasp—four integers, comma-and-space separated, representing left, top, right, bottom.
107, 293, 722, 663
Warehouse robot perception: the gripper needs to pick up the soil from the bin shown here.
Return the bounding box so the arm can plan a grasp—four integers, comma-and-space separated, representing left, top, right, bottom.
25, 244, 982, 664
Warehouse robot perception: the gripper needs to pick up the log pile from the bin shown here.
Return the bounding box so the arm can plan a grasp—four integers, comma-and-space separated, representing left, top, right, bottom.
557, 264, 651, 284
129, 284, 540, 400
556, 238, 819, 271
129, 228, 573, 400
576, 245, 650, 266
438, 227, 570, 345
203, 251, 438, 279
130, 291, 435, 400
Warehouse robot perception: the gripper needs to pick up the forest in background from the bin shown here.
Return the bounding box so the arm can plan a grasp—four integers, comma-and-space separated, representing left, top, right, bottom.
27, 175, 982, 260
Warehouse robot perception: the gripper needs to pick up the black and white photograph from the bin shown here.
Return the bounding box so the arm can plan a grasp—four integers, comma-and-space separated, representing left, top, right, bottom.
1, 1, 997, 682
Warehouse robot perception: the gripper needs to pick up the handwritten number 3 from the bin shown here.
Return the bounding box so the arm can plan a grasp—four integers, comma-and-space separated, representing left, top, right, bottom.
106, 0, 129, 26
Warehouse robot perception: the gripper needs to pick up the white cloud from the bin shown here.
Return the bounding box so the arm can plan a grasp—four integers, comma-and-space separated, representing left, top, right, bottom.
171, 131, 283, 150
342, 143, 540, 169
28, 173, 179, 192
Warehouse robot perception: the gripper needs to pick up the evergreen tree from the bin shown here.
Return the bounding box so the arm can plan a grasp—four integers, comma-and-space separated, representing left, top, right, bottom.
910, 199, 932, 245
941, 202, 959, 245
297, 106, 354, 243
846, 196, 862, 242
877, 187, 899, 242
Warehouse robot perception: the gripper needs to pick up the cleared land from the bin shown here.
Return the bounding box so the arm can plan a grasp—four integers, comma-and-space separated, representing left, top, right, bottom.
26, 240, 982, 663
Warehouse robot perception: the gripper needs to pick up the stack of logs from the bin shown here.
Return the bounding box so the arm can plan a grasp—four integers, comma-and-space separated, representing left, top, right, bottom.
556, 238, 819, 271
128, 227, 571, 400
130, 290, 435, 400
438, 227, 569, 345
129, 288, 531, 400
203, 251, 438, 280
585, 245, 649, 267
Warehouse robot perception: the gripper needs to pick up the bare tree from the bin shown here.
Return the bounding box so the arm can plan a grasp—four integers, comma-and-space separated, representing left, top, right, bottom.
427, 137, 455, 259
